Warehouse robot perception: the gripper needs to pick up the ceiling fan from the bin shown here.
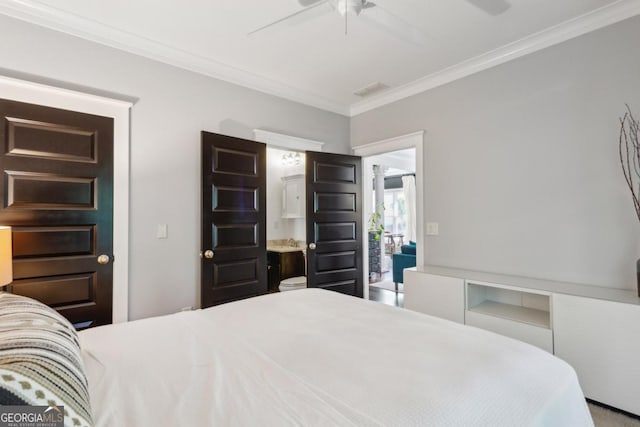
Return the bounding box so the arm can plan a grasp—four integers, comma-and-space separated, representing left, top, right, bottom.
248, 0, 511, 45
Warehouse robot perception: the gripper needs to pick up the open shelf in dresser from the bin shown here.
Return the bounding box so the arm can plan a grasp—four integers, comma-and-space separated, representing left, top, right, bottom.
465, 281, 552, 352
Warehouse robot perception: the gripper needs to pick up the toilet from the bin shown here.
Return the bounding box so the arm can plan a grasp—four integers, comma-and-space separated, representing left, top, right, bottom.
278, 275, 306, 291
278, 249, 307, 292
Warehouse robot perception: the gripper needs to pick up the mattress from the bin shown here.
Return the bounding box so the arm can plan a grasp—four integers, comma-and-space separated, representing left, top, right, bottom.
79, 288, 593, 426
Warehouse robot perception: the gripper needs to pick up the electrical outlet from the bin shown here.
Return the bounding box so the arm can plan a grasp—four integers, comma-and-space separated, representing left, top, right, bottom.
426, 222, 439, 236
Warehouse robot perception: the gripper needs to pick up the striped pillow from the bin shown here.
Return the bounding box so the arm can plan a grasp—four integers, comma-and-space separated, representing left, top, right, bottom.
0, 292, 92, 427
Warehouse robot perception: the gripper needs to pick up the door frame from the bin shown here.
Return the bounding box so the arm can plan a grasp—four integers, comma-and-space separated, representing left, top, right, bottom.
0, 75, 132, 323
254, 129, 324, 152
353, 131, 424, 299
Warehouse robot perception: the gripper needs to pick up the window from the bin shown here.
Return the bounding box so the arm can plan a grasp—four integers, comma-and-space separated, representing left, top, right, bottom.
384, 189, 406, 235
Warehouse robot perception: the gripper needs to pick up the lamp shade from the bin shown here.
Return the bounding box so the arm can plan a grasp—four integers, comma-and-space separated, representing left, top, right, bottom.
0, 226, 12, 286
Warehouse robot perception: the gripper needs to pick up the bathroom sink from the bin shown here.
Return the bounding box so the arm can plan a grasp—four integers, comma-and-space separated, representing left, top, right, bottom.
267, 245, 302, 253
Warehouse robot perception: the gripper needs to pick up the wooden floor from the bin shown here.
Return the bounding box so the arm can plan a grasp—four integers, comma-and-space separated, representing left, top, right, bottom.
368, 284, 403, 307
368, 270, 404, 307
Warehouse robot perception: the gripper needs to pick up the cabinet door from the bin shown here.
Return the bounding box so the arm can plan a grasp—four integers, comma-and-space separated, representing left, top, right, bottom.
280, 251, 305, 280
282, 175, 304, 218
465, 311, 553, 352
404, 270, 464, 323
267, 251, 280, 292
553, 294, 640, 415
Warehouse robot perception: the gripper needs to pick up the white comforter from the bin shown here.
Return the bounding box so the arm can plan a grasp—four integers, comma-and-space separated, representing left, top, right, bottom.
79, 289, 593, 426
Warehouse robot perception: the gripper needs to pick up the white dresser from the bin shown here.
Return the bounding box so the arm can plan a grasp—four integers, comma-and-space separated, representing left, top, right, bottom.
404, 265, 640, 416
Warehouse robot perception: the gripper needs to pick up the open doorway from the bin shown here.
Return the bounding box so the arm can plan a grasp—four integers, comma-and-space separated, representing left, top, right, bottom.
258, 129, 364, 298
354, 131, 424, 306
265, 147, 307, 292
367, 150, 416, 305
255, 130, 323, 295
264, 147, 364, 297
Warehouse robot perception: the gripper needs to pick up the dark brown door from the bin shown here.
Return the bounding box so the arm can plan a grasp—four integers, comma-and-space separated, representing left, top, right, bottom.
0, 98, 114, 329
201, 132, 267, 307
306, 151, 363, 297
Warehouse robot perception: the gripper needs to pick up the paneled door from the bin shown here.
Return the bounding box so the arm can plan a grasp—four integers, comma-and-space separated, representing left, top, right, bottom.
306, 152, 363, 297
201, 132, 267, 307
0, 98, 114, 329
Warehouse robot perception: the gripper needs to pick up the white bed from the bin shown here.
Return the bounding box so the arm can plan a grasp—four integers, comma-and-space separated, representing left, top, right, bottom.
79, 289, 593, 426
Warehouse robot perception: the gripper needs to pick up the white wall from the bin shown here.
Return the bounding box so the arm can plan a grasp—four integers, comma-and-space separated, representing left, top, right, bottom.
351, 16, 640, 290
0, 15, 350, 320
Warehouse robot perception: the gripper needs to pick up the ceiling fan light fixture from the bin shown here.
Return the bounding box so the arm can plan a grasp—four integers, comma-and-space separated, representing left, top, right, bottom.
332, 0, 363, 16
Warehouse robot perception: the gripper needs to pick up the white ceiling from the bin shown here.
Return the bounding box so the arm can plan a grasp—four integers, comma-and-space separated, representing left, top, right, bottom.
1, 0, 638, 116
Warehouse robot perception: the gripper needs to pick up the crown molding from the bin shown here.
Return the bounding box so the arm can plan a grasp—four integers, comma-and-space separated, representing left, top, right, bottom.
349, 0, 640, 116
0, 0, 350, 116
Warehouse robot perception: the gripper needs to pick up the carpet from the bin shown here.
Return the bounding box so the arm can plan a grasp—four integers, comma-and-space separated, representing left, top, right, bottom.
589, 402, 640, 426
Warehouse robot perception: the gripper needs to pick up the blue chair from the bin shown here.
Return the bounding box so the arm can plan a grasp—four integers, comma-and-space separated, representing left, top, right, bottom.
392, 241, 416, 290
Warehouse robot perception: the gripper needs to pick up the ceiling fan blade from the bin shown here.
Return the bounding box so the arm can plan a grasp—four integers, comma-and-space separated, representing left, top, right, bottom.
298, 0, 324, 6
464, 0, 511, 16
363, 1, 376, 10
248, 1, 332, 37
360, 4, 429, 46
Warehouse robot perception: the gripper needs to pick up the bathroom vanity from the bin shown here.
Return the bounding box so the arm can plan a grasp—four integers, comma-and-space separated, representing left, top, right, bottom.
267, 244, 305, 292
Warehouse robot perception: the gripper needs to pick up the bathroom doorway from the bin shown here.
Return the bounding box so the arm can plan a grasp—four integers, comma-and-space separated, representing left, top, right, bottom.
265, 147, 307, 292
265, 147, 364, 297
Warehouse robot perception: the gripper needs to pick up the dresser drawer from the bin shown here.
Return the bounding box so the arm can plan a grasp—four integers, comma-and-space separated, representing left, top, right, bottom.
465, 310, 553, 353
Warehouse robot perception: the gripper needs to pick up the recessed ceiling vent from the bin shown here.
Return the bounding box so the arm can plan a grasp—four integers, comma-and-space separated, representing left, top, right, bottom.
353, 82, 389, 98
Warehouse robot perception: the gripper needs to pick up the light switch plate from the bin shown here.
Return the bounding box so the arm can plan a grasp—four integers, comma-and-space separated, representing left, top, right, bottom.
157, 224, 168, 239
426, 222, 439, 236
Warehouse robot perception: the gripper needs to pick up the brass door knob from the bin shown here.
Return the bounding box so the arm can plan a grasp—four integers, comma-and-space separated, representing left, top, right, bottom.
202, 250, 214, 259
97, 254, 110, 265
308, 243, 316, 250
